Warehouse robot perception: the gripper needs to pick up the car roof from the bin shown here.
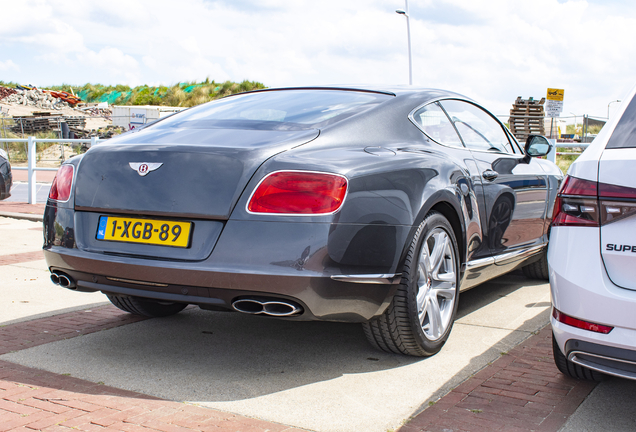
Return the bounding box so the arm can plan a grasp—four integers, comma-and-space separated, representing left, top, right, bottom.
235, 85, 471, 101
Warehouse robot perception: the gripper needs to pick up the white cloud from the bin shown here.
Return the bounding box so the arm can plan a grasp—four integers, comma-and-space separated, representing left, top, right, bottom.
0, 0, 634, 116
0, 60, 19, 72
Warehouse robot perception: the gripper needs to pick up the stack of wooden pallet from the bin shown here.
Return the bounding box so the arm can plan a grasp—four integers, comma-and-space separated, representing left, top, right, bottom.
11, 114, 56, 134
63, 116, 86, 129
11, 114, 86, 134
508, 97, 545, 143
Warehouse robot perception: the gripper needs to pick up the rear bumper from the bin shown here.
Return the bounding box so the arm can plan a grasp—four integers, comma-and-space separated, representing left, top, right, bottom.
45, 252, 400, 322
562, 338, 636, 380
549, 226, 636, 380
43, 206, 407, 322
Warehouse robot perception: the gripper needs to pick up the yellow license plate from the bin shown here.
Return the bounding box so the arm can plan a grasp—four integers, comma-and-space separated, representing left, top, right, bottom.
96, 216, 192, 248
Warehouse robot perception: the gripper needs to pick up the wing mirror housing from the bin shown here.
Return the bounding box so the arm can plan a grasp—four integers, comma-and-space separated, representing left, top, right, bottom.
523, 135, 552, 164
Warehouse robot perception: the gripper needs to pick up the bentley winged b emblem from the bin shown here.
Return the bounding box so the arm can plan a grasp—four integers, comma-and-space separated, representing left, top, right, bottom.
129, 162, 163, 177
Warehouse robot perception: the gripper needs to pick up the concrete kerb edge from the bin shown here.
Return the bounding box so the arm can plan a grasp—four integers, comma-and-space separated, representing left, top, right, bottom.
0, 211, 43, 222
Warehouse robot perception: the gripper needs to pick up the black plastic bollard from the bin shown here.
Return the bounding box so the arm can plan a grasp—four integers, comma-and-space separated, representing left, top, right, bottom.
61, 122, 69, 139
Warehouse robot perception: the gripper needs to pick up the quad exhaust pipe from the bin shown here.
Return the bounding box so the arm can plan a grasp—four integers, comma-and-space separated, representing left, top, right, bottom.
50, 271, 76, 289
232, 298, 303, 317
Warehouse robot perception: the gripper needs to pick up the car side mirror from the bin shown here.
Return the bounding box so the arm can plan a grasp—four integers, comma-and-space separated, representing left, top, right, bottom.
523, 135, 552, 164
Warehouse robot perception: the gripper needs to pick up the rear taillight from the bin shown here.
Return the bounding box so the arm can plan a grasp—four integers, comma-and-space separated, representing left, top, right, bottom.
599, 183, 636, 225
553, 308, 613, 334
552, 175, 636, 227
48, 164, 74, 202
551, 176, 599, 227
247, 171, 347, 215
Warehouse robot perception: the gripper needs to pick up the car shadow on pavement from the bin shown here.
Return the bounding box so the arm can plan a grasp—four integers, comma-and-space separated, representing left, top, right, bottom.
457, 270, 547, 319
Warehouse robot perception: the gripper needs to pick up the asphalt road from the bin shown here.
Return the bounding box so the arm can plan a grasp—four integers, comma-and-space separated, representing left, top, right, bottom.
6, 181, 51, 204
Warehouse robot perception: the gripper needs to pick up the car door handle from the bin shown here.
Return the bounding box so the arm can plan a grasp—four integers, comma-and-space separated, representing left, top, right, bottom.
482, 170, 498, 181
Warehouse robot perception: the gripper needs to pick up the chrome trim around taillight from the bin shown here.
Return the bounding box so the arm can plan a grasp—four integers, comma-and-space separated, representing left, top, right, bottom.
48, 164, 75, 203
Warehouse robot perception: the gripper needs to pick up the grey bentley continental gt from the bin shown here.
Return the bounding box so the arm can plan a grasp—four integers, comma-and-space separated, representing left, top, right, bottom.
43, 86, 562, 356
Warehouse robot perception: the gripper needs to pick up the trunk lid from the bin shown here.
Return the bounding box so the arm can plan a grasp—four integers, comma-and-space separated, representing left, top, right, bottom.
599, 148, 636, 290
74, 127, 319, 219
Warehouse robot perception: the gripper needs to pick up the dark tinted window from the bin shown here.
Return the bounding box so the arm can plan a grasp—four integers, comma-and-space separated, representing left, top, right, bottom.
607, 96, 636, 148
412, 103, 464, 147
153, 90, 393, 131
439, 100, 518, 154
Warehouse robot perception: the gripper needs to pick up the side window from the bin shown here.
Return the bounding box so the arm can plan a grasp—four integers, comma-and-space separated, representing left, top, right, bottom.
607, 95, 636, 148
439, 100, 517, 154
412, 102, 464, 148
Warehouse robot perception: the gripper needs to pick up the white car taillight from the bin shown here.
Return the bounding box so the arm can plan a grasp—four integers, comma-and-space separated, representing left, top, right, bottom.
553, 308, 613, 334
552, 175, 636, 228
551, 175, 599, 227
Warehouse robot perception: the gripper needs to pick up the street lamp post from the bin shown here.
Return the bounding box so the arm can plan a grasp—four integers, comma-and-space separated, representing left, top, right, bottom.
395, 0, 412, 85
608, 100, 621, 119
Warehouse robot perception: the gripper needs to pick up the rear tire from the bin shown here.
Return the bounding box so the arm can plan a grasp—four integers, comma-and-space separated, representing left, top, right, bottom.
107, 294, 187, 318
363, 211, 460, 357
552, 332, 605, 381
522, 251, 549, 280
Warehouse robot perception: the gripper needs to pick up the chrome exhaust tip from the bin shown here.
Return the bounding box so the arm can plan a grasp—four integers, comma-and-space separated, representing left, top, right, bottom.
262, 301, 302, 316
232, 298, 302, 317
58, 274, 71, 288
232, 299, 264, 314
51, 272, 76, 289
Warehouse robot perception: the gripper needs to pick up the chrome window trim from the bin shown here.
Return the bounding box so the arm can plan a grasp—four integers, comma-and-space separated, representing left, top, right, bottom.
408, 97, 525, 156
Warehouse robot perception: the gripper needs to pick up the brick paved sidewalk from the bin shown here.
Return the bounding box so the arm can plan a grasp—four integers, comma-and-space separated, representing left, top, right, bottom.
397, 325, 597, 432
0, 305, 597, 432
0, 306, 307, 432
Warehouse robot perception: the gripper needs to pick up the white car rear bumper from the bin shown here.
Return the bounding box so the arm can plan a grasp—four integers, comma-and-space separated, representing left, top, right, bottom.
549, 226, 636, 379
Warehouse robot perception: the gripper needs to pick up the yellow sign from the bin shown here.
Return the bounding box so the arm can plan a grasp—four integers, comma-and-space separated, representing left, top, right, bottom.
547, 88, 564, 101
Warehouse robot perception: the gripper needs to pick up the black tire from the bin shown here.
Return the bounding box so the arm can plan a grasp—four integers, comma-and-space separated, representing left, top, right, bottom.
522, 250, 549, 280
362, 211, 460, 357
107, 294, 187, 318
552, 332, 605, 381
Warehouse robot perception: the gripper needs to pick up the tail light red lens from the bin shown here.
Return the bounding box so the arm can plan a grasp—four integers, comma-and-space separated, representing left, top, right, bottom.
551, 175, 599, 227
553, 308, 613, 334
248, 171, 348, 214
552, 175, 636, 227
48, 164, 74, 202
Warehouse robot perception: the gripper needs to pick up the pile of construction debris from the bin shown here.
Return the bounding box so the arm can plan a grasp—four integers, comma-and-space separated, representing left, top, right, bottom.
0, 87, 74, 110
0, 87, 17, 100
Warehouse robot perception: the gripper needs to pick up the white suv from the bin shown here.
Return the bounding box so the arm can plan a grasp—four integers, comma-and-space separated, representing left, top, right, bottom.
550, 85, 636, 381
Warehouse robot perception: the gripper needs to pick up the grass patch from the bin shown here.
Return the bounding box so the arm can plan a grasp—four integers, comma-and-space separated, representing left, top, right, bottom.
2, 79, 267, 107
556, 147, 582, 174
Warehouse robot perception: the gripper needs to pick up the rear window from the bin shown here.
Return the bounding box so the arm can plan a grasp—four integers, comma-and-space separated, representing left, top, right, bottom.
152, 90, 393, 131
607, 96, 636, 148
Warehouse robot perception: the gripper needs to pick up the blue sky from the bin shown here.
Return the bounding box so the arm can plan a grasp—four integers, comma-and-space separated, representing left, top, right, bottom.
1, 0, 635, 119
